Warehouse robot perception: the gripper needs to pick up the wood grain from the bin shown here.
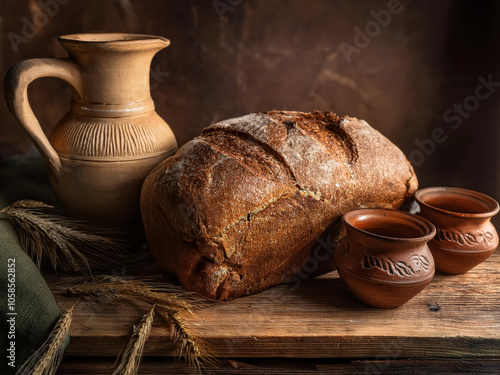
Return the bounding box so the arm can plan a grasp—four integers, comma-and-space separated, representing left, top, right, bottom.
50, 252, 500, 359
56, 358, 500, 375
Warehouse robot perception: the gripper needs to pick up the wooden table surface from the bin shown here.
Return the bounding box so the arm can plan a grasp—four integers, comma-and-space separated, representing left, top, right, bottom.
51, 251, 500, 374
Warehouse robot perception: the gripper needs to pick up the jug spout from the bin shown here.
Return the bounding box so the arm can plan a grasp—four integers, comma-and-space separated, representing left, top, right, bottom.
58, 33, 170, 106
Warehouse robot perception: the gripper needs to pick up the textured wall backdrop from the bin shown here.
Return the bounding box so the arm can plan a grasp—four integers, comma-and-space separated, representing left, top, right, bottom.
1, 0, 499, 221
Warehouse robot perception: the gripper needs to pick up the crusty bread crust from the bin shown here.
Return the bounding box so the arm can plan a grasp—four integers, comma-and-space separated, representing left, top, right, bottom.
141, 111, 417, 299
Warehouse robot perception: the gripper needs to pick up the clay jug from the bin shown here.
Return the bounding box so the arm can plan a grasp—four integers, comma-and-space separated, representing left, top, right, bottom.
4, 33, 178, 231
334, 208, 436, 308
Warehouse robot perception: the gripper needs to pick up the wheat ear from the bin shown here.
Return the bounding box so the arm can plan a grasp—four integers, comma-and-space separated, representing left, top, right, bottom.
1, 200, 127, 273
113, 305, 155, 375
67, 276, 217, 371
15, 305, 74, 375
67, 276, 208, 311
157, 306, 219, 372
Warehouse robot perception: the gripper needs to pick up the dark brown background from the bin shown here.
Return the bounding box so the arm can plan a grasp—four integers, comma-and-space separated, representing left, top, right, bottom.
1, 0, 499, 222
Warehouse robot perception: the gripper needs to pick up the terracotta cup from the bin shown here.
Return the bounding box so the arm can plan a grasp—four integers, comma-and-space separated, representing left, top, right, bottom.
334, 208, 436, 308
414, 187, 499, 274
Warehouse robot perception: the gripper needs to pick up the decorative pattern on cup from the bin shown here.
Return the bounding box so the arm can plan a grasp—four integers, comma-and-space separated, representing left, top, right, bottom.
362, 252, 431, 277
341, 241, 431, 278
435, 228, 495, 248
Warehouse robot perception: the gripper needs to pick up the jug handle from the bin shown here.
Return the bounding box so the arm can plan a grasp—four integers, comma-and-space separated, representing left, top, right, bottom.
4, 58, 84, 182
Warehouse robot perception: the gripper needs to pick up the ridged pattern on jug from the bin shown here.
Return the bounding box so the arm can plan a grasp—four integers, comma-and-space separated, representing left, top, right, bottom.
49, 114, 176, 159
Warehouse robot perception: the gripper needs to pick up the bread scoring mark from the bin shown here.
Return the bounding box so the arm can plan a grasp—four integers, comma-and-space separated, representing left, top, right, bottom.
202, 127, 336, 206
327, 118, 359, 164
266, 111, 359, 164
214, 192, 290, 238
201, 127, 303, 190
213, 187, 336, 256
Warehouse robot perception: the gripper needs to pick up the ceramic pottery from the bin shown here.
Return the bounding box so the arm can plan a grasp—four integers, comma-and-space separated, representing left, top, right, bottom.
5, 33, 178, 230
334, 208, 436, 308
415, 187, 499, 274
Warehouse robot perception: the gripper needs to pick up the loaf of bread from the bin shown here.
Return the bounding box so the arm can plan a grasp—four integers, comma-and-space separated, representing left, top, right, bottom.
141, 111, 417, 299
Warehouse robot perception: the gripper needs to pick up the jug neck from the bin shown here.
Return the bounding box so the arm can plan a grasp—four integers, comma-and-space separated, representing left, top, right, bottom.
59, 34, 170, 111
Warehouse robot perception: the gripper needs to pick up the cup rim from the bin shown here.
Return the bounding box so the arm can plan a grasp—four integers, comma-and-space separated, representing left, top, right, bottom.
414, 186, 500, 219
342, 208, 436, 243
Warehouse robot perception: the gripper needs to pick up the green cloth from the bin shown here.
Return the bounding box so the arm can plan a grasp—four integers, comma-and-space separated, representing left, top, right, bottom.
0, 158, 63, 374
0, 219, 63, 374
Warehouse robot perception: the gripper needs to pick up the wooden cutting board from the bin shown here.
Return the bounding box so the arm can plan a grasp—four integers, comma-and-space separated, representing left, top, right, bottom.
48, 251, 500, 361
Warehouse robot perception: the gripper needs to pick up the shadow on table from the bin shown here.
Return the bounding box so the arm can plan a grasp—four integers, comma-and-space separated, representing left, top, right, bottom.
287, 274, 369, 312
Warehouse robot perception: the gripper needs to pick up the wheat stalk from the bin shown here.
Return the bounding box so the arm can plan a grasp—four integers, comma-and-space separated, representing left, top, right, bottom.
16, 305, 74, 375
157, 306, 219, 372
67, 276, 207, 311
67, 276, 217, 371
113, 305, 156, 375
1, 200, 128, 273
